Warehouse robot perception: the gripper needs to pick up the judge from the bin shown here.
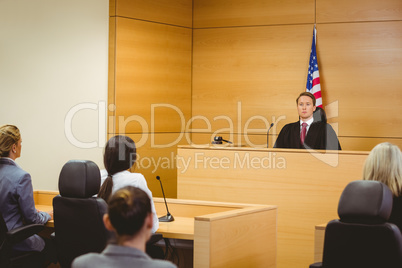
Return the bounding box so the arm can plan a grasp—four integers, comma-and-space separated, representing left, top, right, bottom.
274, 92, 341, 150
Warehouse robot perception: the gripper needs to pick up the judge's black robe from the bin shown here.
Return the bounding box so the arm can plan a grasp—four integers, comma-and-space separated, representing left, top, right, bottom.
274, 121, 341, 150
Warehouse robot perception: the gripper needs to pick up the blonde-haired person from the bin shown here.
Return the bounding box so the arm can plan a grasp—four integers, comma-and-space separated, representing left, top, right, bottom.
0, 125, 53, 257
72, 186, 176, 268
363, 142, 402, 230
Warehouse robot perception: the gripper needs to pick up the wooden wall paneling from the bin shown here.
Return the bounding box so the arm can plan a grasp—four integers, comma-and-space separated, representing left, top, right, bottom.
339, 137, 402, 152
190, 133, 279, 149
317, 0, 402, 23
125, 133, 191, 198
189, 129, 402, 152
115, 0, 192, 28
108, 17, 116, 133
188, 112, 299, 148
192, 24, 314, 135
109, 0, 116, 16
317, 22, 402, 139
114, 17, 192, 133
193, 0, 315, 28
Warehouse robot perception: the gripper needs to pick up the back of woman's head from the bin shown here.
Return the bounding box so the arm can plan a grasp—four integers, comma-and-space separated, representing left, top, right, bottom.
104, 135, 137, 175
0, 125, 20, 157
363, 142, 402, 196
108, 186, 151, 236
98, 135, 137, 202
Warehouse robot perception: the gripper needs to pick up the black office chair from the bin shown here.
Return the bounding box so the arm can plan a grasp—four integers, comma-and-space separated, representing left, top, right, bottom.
310, 180, 402, 268
0, 212, 44, 268
53, 160, 109, 268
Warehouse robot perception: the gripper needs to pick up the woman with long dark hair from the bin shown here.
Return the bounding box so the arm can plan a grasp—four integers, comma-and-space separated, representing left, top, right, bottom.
98, 135, 159, 232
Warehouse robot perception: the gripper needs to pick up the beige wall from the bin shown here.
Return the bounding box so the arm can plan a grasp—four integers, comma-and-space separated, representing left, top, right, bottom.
110, 0, 402, 197
0, 0, 109, 190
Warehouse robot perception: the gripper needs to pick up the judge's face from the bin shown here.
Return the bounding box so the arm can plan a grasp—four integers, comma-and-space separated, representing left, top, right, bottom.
297, 96, 316, 121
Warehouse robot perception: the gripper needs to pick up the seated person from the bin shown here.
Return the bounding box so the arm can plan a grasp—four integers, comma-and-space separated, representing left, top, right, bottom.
274, 92, 341, 150
98, 135, 159, 233
362, 142, 402, 231
72, 186, 176, 268
0, 125, 53, 258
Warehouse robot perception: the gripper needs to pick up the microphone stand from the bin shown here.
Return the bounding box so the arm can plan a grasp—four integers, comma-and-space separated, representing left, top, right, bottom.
156, 176, 174, 222
267, 123, 274, 148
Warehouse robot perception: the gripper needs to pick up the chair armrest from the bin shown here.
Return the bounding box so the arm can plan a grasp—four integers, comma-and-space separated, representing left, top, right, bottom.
309, 262, 322, 268
7, 224, 45, 245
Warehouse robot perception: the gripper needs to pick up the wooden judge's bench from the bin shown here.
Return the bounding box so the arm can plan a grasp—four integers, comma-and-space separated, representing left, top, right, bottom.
176, 146, 369, 268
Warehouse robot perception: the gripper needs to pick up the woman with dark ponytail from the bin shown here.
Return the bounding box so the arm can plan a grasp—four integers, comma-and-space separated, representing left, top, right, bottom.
98, 135, 159, 233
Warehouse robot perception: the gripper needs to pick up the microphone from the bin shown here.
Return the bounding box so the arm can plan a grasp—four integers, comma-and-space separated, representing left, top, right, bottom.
211, 136, 233, 144
266, 123, 274, 148
156, 176, 174, 222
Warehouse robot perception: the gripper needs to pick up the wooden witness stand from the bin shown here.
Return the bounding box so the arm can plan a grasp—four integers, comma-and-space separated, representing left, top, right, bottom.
34, 191, 277, 268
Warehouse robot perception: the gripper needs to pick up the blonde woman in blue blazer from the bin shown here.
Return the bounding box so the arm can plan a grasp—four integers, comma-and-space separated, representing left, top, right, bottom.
0, 125, 52, 253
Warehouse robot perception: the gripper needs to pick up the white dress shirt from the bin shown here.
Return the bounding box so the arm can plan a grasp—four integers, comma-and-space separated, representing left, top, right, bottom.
300, 117, 314, 135
100, 170, 159, 233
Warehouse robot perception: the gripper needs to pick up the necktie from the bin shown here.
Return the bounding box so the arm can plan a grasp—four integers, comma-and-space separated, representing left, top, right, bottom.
300, 123, 308, 145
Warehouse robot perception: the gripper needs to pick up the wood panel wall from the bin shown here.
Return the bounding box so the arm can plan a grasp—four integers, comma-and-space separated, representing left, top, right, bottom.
109, 0, 402, 198
109, 0, 192, 197
192, 0, 402, 151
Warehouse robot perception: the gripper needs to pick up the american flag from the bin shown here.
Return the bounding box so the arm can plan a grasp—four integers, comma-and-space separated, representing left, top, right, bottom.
306, 26, 322, 108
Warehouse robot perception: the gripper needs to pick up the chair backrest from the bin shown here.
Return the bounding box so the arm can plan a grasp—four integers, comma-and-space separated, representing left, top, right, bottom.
313, 107, 327, 123
53, 160, 109, 268
321, 180, 402, 268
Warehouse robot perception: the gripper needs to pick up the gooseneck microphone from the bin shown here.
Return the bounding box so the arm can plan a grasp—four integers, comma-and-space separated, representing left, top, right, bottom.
266, 123, 274, 148
156, 176, 174, 222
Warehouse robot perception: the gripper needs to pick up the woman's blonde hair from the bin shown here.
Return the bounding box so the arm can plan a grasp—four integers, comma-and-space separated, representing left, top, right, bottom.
362, 142, 402, 196
0, 125, 20, 157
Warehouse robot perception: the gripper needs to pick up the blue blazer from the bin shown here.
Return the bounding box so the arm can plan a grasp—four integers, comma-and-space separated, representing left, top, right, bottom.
0, 158, 50, 252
